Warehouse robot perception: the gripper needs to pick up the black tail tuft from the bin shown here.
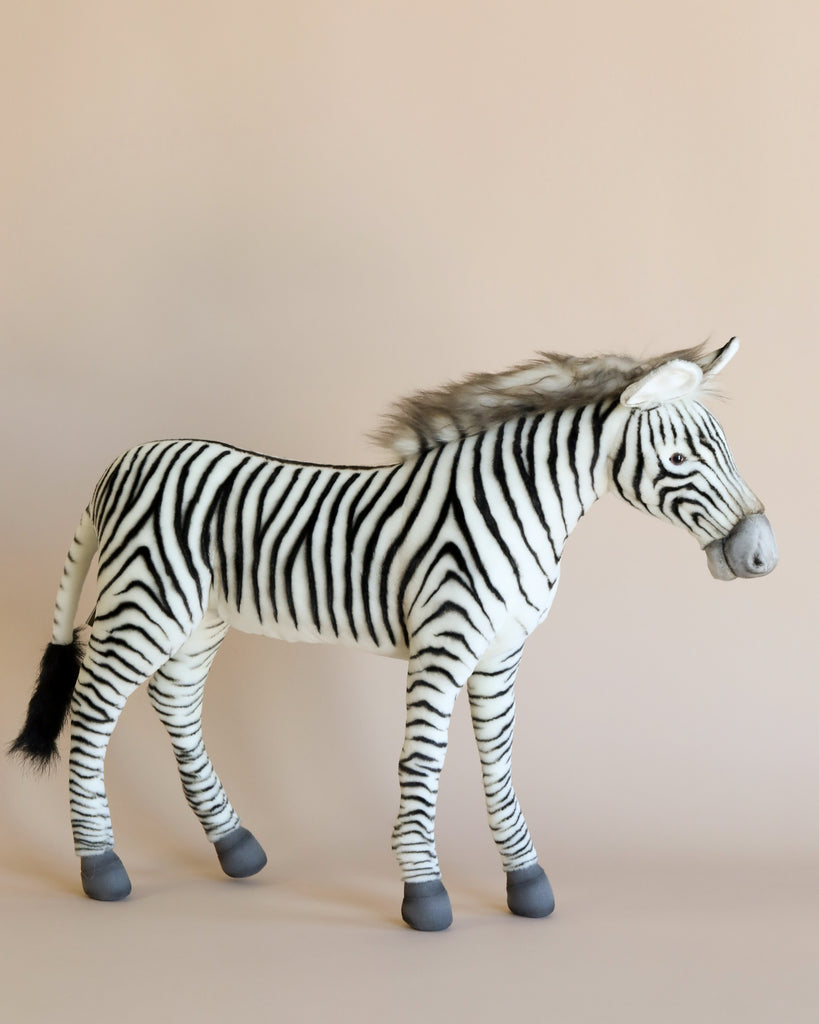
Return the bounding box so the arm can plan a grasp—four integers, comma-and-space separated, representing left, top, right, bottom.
9, 630, 85, 771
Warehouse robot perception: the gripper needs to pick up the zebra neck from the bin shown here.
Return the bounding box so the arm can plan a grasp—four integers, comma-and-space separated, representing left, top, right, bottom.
525, 400, 624, 549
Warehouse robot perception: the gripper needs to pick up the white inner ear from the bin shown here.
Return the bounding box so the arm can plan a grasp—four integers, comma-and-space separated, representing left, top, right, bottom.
702, 336, 739, 378
621, 360, 704, 408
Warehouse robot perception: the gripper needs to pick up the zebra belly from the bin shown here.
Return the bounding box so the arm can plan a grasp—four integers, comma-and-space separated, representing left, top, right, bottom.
211, 590, 409, 660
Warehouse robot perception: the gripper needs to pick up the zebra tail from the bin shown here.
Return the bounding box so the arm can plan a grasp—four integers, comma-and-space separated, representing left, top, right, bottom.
9, 632, 85, 770
9, 509, 97, 770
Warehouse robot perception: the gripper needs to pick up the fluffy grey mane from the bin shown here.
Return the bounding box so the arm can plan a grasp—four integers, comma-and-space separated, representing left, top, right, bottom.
374, 345, 707, 459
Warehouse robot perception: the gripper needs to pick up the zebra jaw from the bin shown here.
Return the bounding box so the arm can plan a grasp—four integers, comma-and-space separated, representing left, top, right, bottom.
705, 513, 778, 581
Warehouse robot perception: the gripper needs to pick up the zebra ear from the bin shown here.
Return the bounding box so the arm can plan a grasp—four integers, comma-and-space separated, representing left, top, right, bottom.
697, 337, 740, 378
620, 360, 703, 409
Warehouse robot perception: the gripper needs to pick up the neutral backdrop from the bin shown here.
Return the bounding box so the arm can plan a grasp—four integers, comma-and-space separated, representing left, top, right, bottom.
1, 3, 816, 1022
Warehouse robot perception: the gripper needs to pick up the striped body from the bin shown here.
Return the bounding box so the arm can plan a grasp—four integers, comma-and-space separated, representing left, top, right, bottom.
88, 410, 608, 660
17, 342, 774, 928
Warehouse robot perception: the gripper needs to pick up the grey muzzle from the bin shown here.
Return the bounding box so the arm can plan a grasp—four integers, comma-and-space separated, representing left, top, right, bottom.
705, 513, 778, 581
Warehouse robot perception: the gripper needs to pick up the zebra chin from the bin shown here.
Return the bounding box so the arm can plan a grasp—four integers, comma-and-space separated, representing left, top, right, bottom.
705, 513, 778, 581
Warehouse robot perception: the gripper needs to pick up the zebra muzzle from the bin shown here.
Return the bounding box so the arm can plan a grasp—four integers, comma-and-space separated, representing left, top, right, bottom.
705, 513, 778, 581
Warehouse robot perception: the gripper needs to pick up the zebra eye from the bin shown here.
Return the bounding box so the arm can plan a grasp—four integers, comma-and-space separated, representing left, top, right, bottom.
669, 452, 687, 466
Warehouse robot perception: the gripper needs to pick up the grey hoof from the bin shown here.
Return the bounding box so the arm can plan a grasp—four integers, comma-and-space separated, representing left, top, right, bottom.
506, 863, 555, 918
401, 878, 453, 931
214, 826, 268, 878
80, 850, 132, 901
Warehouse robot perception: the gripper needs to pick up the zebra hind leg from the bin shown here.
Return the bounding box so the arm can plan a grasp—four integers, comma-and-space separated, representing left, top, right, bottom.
70, 624, 177, 901
146, 612, 267, 881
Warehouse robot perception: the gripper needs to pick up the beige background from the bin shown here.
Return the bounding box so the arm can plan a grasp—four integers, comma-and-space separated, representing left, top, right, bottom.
1, 3, 817, 1022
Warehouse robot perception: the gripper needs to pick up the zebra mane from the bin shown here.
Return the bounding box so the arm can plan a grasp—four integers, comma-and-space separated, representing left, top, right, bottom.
374, 345, 708, 459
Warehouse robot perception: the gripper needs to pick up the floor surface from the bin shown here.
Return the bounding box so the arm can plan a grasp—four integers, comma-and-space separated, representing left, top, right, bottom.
1, 849, 815, 1023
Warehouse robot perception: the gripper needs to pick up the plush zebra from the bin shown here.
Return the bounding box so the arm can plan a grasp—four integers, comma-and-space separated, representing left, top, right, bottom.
11, 338, 777, 930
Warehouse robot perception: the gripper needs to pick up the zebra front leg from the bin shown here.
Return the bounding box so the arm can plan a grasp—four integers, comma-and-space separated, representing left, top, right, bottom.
147, 612, 267, 880
468, 650, 555, 919
392, 651, 471, 931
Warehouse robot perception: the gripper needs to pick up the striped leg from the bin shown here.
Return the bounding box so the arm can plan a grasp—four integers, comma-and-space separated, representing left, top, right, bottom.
147, 612, 267, 879
69, 621, 184, 900
468, 648, 555, 919
392, 647, 474, 931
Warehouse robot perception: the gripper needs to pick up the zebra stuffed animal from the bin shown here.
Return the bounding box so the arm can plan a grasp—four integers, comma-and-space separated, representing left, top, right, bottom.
11, 338, 777, 930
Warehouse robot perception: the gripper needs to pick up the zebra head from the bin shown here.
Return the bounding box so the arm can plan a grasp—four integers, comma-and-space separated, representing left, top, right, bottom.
614, 338, 777, 581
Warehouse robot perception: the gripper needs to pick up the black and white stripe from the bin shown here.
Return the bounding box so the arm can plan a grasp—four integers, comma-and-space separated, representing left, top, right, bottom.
612, 401, 762, 545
